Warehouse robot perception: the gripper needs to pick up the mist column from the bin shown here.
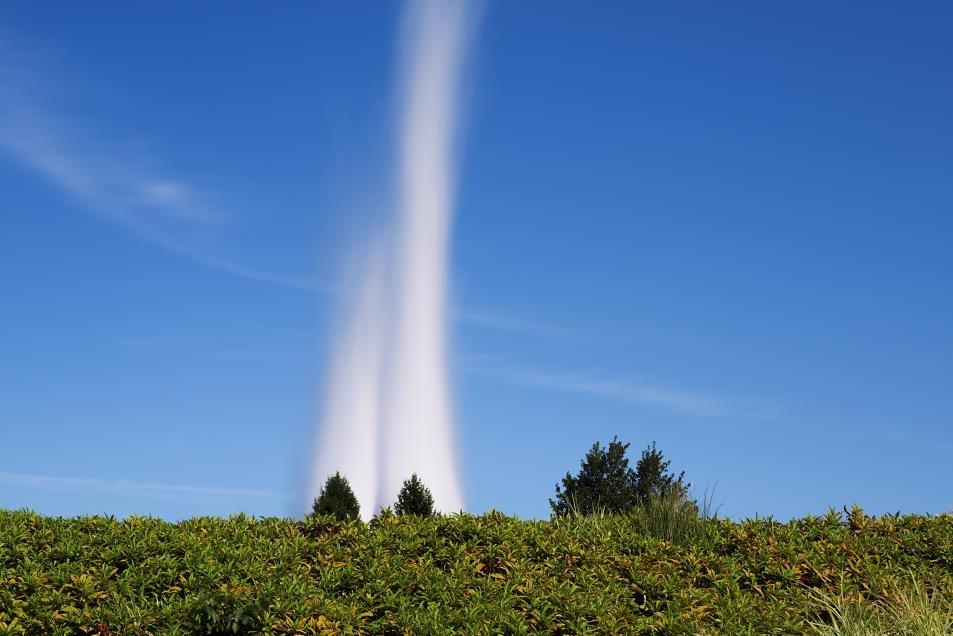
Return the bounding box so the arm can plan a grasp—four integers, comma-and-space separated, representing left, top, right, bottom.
378, 0, 472, 513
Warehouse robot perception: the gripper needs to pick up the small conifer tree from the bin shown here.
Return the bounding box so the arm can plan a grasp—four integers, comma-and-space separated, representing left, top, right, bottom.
634, 441, 687, 507
550, 436, 638, 516
310, 471, 360, 521
394, 473, 435, 517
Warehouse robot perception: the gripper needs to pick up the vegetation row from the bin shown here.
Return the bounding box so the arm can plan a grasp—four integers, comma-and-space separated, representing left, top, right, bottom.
0, 438, 950, 634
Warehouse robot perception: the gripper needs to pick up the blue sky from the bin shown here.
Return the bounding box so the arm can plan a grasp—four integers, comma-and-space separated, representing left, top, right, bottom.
2, 2, 951, 521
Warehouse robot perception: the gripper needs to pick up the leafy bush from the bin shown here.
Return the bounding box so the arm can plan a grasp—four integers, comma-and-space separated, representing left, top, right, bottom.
1, 507, 952, 633
310, 471, 360, 521
394, 474, 435, 517
189, 584, 268, 635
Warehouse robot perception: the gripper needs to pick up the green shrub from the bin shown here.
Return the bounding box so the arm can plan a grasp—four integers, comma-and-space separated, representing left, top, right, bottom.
189, 584, 268, 635
2, 508, 952, 633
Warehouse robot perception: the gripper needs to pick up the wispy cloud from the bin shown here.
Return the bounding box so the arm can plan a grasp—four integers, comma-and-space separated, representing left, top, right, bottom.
0, 30, 324, 293
112, 335, 300, 361
455, 308, 571, 338
0, 471, 282, 501
0, 108, 219, 226
468, 362, 776, 418
0, 50, 220, 234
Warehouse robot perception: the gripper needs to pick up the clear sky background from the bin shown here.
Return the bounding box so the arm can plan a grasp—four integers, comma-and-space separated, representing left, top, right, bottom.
2, 2, 951, 521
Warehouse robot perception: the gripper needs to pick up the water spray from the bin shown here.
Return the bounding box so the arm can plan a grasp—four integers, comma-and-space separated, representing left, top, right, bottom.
308, 0, 476, 519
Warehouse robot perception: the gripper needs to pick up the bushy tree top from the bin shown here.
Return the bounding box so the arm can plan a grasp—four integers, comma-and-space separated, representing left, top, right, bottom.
550, 437, 687, 517
635, 441, 687, 505
394, 473, 435, 517
311, 472, 360, 522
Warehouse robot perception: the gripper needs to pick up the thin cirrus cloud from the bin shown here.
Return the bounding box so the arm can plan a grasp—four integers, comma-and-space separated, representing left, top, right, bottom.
0, 108, 218, 234
468, 361, 776, 419
0, 30, 323, 293
454, 309, 572, 339
0, 115, 322, 293
0, 471, 282, 502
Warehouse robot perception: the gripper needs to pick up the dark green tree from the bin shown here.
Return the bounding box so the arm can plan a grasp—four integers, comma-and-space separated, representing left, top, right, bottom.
550, 436, 638, 516
634, 441, 687, 507
550, 437, 688, 516
394, 473, 435, 517
310, 472, 360, 521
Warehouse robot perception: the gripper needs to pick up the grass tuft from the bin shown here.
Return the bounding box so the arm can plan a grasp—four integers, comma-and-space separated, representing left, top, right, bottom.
629, 486, 718, 549
807, 574, 953, 636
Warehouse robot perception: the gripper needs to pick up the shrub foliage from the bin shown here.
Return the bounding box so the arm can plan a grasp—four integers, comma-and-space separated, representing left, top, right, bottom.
1, 507, 951, 633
